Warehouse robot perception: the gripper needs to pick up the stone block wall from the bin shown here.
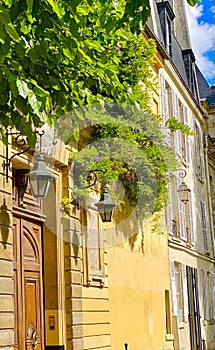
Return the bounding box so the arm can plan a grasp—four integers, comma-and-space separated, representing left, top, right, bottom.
0, 142, 14, 349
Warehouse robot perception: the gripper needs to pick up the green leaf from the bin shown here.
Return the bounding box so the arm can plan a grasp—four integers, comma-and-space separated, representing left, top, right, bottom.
46, 0, 64, 19
5, 23, 20, 42
73, 121, 79, 142
26, 129, 37, 147
28, 91, 41, 116
15, 95, 30, 115
86, 40, 103, 52
16, 79, 31, 99
26, 0, 33, 11
15, 43, 25, 58
63, 47, 75, 60
0, 22, 6, 44
0, 7, 11, 24
10, 81, 19, 97
186, 0, 198, 5
32, 84, 49, 97
50, 77, 61, 90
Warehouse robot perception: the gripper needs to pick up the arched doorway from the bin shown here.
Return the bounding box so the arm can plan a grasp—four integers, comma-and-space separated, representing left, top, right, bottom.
13, 217, 44, 350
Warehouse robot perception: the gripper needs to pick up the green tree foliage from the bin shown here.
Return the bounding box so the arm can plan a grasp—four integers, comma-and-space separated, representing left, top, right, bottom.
0, 0, 151, 145
0, 0, 200, 145
0, 0, 196, 215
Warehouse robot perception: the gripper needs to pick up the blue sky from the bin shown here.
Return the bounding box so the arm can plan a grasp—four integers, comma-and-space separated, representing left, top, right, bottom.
185, 0, 215, 86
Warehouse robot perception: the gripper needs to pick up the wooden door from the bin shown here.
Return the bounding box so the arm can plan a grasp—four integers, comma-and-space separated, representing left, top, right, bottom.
187, 266, 202, 350
14, 217, 44, 350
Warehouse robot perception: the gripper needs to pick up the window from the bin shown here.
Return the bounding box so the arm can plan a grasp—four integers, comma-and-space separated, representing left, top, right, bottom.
166, 175, 177, 236
170, 261, 188, 323
165, 16, 172, 56
82, 194, 105, 286
200, 201, 209, 253
162, 84, 190, 164
157, 1, 175, 56
203, 271, 215, 321
187, 192, 195, 245
182, 49, 199, 101
160, 73, 171, 145
171, 89, 181, 157
174, 262, 184, 322
167, 175, 194, 246
193, 122, 205, 181
177, 178, 187, 241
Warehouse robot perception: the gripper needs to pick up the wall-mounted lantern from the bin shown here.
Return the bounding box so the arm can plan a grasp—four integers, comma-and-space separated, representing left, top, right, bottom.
86, 170, 116, 223
95, 186, 116, 222
2, 129, 53, 199
176, 169, 191, 204
29, 153, 53, 199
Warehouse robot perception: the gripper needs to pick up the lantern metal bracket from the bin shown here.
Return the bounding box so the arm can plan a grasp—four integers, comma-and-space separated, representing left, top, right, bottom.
171, 168, 187, 179
80, 168, 116, 222
85, 169, 107, 189
2, 129, 45, 183
174, 169, 190, 204
2, 130, 30, 183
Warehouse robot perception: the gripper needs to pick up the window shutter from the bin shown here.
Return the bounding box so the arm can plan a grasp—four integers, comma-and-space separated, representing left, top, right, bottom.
197, 269, 204, 315
189, 192, 195, 245
181, 264, 189, 322
160, 74, 171, 145
212, 274, 215, 320
183, 106, 190, 165
203, 270, 210, 320
167, 183, 173, 235
193, 119, 199, 175
170, 261, 178, 316
177, 178, 187, 241
172, 89, 182, 157
199, 128, 205, 180
200, 201, 209, 252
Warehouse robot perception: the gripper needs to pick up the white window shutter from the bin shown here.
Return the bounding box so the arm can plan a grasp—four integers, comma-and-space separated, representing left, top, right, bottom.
197, 269, 204, 315
200, 201, 209, 252
172, 89, 182, 157
199, 128, 205, 180
170, 261, 178, 316
183, 106, 190, 165
181, 264, 188, 322
167, 183, 173, 235
189, 192, 195, 245
177, 178, 187, 241
203, 270, 210, 320
193, 119, 199, 175
160, 74, 171, 145
212, 274, 215, 320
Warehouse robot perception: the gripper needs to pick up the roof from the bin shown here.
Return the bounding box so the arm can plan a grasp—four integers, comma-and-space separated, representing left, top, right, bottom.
196, 65, 215, 107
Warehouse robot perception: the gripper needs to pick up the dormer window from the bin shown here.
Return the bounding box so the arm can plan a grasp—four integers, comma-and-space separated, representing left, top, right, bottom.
182, 49, 199, 101
157, 1, 175, 56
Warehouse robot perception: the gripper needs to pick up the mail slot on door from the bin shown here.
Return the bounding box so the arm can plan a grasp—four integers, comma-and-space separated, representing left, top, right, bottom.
48, 315, 56, 330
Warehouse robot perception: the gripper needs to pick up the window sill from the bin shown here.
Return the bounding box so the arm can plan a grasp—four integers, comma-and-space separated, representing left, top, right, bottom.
179, 322, 186, 329
204, 251, 210, 257
203, 319, 215, 326
166, 334, 174, 341
181, 158, 188, 168
198, 175, 204, 183
170, 236, 181, 242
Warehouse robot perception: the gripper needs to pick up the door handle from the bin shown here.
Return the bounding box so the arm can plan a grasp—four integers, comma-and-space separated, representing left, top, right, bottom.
27, 325, 38, 349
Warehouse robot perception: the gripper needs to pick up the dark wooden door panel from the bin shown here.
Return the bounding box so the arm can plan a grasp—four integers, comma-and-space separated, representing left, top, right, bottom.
13, 217, 44, 350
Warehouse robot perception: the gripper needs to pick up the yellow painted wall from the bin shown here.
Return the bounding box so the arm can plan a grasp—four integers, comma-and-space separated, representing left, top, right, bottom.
107, 215, 173, 350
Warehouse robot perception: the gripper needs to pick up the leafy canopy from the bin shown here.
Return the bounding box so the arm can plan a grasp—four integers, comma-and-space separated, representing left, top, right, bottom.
0, 0, 200, 145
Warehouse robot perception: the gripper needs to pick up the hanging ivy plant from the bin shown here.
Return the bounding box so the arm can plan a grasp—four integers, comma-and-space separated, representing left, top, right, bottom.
65, 105, 177, 218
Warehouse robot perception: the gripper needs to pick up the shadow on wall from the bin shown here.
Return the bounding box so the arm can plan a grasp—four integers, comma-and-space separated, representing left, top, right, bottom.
0, 199, 10, 249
